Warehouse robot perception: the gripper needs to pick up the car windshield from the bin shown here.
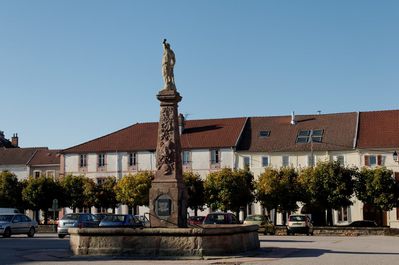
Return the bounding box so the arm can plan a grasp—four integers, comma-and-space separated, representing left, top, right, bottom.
0, 215, 13, 222
246, 215, 264, 221
62, 214, 80, 221
103, 215, 125, 222
289, 215, 306, 221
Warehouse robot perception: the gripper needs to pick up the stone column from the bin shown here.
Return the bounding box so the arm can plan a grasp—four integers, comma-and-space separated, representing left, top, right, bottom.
149, 88, 188, 228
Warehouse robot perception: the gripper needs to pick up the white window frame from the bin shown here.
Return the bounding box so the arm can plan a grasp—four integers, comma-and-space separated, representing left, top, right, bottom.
334, 155, 345, 165
98, 153, 106, 167
46, 170, 55, 178
282, 155, 290, 167
261, 156, 269, 167
243, 156, 251, 169
80, 154, 87, 168
308, 155, 315, 167
182, 150, 191, 165
33, 170, 41, 178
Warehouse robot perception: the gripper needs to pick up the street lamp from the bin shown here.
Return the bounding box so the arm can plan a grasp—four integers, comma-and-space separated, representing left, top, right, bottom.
393, 151, 398, 163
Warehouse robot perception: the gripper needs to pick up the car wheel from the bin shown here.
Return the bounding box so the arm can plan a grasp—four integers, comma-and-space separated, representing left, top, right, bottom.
58, 234, 66, 239
27, 227, 35, 237
3, 228, 11, 238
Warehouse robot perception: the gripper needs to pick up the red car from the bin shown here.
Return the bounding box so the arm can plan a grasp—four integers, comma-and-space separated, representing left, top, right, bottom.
188, 216, 205, 226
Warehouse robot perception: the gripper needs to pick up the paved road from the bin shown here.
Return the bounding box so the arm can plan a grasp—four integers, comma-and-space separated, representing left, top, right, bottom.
1, 234, 399, 265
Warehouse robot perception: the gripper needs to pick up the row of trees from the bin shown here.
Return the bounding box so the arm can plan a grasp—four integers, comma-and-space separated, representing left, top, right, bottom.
1, 161, 398, 226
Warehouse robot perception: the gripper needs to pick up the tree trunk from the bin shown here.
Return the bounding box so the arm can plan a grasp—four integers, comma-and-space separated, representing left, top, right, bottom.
273, 208, 277, 225
44, 210, 48, 225
194, 208, 198, 216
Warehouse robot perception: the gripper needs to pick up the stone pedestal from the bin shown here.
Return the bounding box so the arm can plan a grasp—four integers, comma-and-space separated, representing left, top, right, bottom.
149, 88, 187, 228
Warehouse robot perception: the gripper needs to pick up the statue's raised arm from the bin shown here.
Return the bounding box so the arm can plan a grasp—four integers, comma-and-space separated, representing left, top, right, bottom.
162, 39, 176, 90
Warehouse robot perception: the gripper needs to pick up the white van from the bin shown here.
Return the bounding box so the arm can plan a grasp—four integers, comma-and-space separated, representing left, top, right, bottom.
0, 208, 20, 214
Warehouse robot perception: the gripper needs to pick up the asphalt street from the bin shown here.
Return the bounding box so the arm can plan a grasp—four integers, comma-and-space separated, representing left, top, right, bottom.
1, 234, 399, 265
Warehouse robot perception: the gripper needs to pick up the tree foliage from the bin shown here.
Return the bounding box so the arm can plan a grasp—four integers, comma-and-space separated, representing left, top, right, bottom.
204, 168, 254, 214
114, 172, 153, 208
354, 167, 397, 211
0, 171, 22, 208
256, 167, 303, 224
93, 177, 118, 210
60, 175, 95, 212
183, 171, 205, 215
298, 161, 355, 225
22, 175, 63, 223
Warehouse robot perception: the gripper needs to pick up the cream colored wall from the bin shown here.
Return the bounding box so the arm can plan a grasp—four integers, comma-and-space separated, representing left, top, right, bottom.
0, 165, 29, 180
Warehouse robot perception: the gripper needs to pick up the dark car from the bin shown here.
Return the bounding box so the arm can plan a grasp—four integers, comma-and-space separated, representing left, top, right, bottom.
203, 212, 239, 225
94, 213, 112, 221
99, 214, 143, 228
188, 216, 205, 226
0, 213, 38, 238
346, 220, 378, 227
57, 213, 99, 238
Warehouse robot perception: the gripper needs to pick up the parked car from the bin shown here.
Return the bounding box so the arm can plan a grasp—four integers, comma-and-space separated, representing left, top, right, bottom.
57, 213, 99, 238
188, 216, 205, 226
345, 220, 378, 227
244, 215, 275, 235
203, 212, 239, 225
99, 214, 143, 228
94, 213, 112, 221
0, 213, 38, 238
287, 214, 313, 235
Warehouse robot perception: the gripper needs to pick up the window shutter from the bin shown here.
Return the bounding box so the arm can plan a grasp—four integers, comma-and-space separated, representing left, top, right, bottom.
364, 155, 370, 166
377, 155, 382, 166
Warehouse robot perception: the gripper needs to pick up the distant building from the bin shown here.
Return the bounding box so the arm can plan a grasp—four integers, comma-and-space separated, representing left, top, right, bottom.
0, 131, 19, 148
0, 147, 60, 180
60, 110, 399, 227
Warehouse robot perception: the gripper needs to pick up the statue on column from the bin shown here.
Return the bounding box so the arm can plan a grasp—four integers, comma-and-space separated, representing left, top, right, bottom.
162, 39, 176, 90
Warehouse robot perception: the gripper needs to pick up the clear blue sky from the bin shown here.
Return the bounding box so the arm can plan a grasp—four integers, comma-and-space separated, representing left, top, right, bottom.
1, 0, 398, 149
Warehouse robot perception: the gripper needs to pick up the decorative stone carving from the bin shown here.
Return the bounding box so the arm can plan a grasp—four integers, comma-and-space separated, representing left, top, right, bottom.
156, 106, 176, 175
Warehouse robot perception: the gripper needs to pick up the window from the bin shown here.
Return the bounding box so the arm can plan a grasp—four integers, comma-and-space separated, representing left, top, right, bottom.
282, 156, 289, 167
97, 178, 106, 185
335, 155, 345, 165
337, 207, 348, 222
33, 170, 41, 178
46, 170, 55, 178
296, 129, 324, 143
98, 154, 105, 167
182, 151, 191, 165
259, 130, 270, 138
364, 155, 385, 167
210, 149, 220, 164
129, 153, 137, 167
308, 155, 315, 167
243, 156, 250, 169
261, 156, 269, 167
80, 154, 87, 168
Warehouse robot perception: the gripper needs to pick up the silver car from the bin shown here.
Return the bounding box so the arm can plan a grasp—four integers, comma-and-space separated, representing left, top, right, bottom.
0, 213, 38, 238
57, 213, 99, 238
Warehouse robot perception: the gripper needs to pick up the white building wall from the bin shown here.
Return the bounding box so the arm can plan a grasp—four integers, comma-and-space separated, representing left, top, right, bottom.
0, 165, 29, 180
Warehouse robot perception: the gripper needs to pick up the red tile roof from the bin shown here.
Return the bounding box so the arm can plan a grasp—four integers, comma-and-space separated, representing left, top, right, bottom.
0, 148, 46, 165
357, 110, 399, 149
237, 112, 357, 152
27, 149, 61, 165
62, 117, 247, 154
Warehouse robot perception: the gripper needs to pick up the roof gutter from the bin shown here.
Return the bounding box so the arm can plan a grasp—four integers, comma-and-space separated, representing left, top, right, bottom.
353, 111, 360, 149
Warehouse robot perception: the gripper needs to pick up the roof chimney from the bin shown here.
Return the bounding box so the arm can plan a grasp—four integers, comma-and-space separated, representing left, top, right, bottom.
290, 111, 296, 125
178, 113, 185, 135
11, 133, 19, 147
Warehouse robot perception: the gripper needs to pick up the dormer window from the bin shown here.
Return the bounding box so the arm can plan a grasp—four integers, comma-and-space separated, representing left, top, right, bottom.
296, 129, 323, 143
259, 130, 271, 138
